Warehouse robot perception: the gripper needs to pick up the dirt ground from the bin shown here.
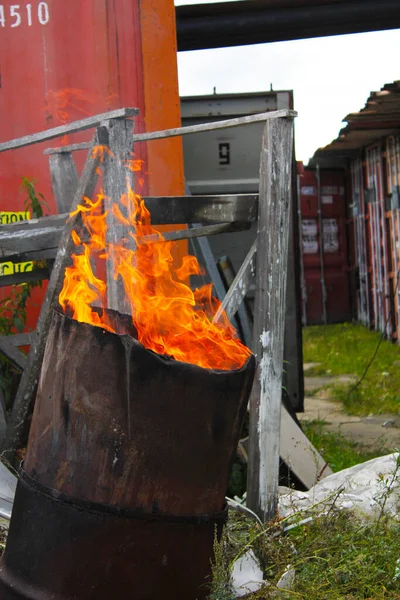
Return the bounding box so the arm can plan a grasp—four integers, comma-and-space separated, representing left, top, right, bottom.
299, 364, 400, 451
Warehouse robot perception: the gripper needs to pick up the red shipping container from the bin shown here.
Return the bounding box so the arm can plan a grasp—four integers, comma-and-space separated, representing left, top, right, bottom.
299, 168, 351, 325
0, 0, 185, 332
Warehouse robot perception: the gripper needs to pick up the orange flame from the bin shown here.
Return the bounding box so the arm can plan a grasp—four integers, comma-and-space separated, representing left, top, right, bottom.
59, 158, 251, 371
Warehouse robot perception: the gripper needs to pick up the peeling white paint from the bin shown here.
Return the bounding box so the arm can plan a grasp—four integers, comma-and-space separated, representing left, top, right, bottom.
259, 330, 270, 349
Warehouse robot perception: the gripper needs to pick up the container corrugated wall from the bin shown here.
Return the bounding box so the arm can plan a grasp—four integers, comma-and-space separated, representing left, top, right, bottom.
299, 168, 351, 325
0, 0, 185, 332
350, 158, 370, 326
350, 134, 400, 340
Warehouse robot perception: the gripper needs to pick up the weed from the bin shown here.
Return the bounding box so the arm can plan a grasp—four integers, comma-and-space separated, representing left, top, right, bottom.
302, 419, 389, 472
303, 323, 400, 415
209, 528, 236, 600
210, 456, 400, 599
21, 177, 49, 218
0, 178, 47, 407
210, 507, 400, 599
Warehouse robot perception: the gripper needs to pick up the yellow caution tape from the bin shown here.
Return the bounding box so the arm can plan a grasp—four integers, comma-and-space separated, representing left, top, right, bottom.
0, 211, 33, 277
0, 211, 31, 225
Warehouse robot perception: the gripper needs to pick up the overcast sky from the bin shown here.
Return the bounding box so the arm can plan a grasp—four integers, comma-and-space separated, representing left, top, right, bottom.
175, 0, 400, 163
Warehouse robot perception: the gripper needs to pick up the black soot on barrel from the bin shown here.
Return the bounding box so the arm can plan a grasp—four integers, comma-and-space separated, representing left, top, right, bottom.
0, 308, 255, 600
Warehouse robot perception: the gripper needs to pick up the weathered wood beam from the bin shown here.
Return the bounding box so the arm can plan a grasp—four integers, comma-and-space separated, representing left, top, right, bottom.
0, 333, 35, 347
247, 117, 294, 522
0, 251, 57, 266
0, 388, 7, 445
0, 225, 64, 261
130, 110, 297, 142
0, 338, 27, 371
103, 117, 135, 314
2, 129, 106, 459
49, 152, 79, 213
44, 142, 94, 156
0, 268, 50, 288
0, 195, 259, 260
0, 221, 251, 269
43, 109, 297, 154
216, 254, 253, 349
138, 222, 249, 245
0, 108, 138, 153
213, 240, 257, 323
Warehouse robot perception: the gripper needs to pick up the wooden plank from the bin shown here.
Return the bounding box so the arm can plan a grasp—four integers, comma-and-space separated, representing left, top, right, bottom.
0, 333, 35, 347
0, 108, 138, 153
213, 240, 257, 323
0, 195, 258, 240
0, 225, 65, 261
132, 194, 259, 225
131, 109, 297, 142
0, 250, 57, 266
0, 195, 259, 262
0, 268, 50, 288
49, 152, 79, 213
247, 117, 294, 522
43, 109, 297, 152
280, 407, 332, 488
44, 142, 93, 156
2, 128, 106, 459
0, 388, 7, 447
186, 208, 246, 344
0, 223, 250, 289
216, 254, 253, 349
235, 411, 333, 488
0, 338, 27, 370
103, 118, 135, 314
0, 213, 68, 234
138, 222, 248, 245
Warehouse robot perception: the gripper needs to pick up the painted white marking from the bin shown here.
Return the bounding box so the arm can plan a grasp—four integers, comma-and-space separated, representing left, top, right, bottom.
0, 2, 49, 27
10, 5, 22, 27
259, 330, 270, 349
38, 1, 49, 24
26, 3, 32, 25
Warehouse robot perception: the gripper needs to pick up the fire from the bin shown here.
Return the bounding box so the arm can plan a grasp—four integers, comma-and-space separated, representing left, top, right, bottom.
59, 156, 251, 371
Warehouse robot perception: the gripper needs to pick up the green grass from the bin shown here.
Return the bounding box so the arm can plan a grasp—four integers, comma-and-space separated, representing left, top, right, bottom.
303, 323, 400, 416
211, 498, 400, 599
286, 511, 400, 599
302, 419, 389, 472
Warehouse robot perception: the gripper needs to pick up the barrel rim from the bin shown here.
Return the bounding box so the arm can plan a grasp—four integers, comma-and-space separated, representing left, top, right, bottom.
53, 305, 255, 375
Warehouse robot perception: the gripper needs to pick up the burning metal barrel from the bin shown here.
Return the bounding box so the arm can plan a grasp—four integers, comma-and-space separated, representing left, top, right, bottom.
0, 307, 255, 599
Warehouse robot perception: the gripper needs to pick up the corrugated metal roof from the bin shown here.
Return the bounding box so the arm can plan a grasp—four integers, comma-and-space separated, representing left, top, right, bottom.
310, 80, 400, 167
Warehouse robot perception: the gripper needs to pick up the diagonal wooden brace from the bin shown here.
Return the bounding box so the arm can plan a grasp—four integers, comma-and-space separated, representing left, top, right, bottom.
1, 127, 108, 460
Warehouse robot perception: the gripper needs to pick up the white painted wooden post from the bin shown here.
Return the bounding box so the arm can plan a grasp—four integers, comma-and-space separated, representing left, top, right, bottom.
247, 116, 294, 521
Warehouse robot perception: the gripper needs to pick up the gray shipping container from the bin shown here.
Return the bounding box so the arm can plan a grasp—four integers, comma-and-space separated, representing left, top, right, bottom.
180, 90, 304, 412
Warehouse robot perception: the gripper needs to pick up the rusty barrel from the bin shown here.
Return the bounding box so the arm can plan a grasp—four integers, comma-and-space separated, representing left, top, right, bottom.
0, 308, 255, 600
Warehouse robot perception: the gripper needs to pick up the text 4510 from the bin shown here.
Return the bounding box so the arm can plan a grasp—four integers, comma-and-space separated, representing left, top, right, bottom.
0, 3, 50, 28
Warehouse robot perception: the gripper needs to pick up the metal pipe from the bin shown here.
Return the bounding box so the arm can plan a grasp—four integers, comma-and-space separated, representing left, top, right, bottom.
395, 136, 400, 339
316, 164, 327, 326
359, 159, 371, 327
176, 0, 400, 51
367, 149, 380, 332
357, 159, 371, 327
388, 137, 399, 337
296, 174, 307, 326
351, 161, 364, 323
377, 145, 392, 338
